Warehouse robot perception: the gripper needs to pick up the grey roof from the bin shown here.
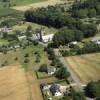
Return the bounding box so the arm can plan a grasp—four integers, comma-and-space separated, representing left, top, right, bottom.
50, 84, 60, 94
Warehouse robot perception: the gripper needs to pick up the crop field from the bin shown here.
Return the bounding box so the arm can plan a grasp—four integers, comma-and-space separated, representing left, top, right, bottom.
65, 53, 100, 83
0, 64, 31, 100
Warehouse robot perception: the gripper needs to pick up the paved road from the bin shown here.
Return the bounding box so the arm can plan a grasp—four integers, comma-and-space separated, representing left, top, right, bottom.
54, 49, 85, 91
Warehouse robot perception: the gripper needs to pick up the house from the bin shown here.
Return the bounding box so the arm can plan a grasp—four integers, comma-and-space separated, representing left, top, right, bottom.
42, 34, 54, 43
40, 83, 49, 90
50, 84, 62, 96
91, 36, 100, 44
47, 66, 56, 75
18, 35, 27, 41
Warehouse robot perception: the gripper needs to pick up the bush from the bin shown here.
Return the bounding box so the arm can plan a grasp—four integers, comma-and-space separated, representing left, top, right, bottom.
55, 67, 70, 79
24, 59, 29, 63
24, 53, 29, 57
39, 64, 47, 72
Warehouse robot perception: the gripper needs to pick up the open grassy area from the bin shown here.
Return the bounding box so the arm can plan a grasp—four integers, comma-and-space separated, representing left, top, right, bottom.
0, 39, 9, 46
65, 53, 100, 83
0, 8, 23, 18
13, 22, 58, 35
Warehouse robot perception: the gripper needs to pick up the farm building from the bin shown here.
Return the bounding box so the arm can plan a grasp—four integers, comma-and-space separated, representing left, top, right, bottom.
50, 84, 62, 96
91, 36, 100, 44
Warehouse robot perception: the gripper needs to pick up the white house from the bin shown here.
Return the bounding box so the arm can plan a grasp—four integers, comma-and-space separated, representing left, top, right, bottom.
42, 34, 54, 43
50, 84, 62, 96
91, 36, 100, 45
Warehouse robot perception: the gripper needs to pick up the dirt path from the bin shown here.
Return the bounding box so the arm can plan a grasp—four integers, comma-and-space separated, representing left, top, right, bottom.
12, 0, 66, 11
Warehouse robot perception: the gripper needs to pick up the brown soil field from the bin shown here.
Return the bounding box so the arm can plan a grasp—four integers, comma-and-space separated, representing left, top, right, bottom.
0, 64, 31, 100
12, 0, 67, 11
65, 53, 100, 84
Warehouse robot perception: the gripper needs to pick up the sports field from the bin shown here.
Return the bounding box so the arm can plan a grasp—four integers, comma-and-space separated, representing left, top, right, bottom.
65, 53, 100, 83
0, 64, 31, 100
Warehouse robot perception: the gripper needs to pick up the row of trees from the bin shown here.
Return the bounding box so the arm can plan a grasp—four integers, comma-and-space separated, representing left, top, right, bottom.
45, 47, 70, 79
72, 0, 100, 18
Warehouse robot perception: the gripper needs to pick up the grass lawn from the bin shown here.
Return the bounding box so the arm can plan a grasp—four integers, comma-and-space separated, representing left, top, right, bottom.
0, 0, 47, 8
13, 22, 58, 35
0, 39, 9, 46
0, 8, 23, 18
37, 71, 52, 79
65, 53, 100, 83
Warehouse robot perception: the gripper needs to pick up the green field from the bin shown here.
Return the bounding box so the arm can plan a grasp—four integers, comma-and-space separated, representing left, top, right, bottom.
0, 8, 23, 18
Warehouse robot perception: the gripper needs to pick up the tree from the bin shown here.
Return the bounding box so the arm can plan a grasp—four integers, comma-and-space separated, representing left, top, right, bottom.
35, 53, 41, 63
73, 92, 86, 100
76, 9, 88, 18
24, 59, 29, 63
39, 64, 47, 72
85, 81, 100, 98
55, 67, 70, 79
24, 53, 29, 57
14, 57, 18, 61
88, 9, 96, 17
